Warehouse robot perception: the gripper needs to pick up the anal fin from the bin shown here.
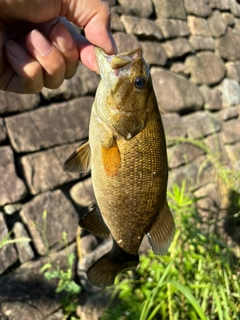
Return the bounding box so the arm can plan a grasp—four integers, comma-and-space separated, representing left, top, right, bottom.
79, 204, 110, 239
147, 201, 175, 255
63, 141, 91, 173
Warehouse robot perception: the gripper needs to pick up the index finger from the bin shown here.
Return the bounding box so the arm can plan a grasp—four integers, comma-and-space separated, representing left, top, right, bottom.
63, 0, 117, 71
83, 1, 117, 55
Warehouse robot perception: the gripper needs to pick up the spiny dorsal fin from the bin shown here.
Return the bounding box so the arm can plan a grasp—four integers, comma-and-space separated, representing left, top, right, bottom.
63, 141, 91, 173
147, 201, 175, 255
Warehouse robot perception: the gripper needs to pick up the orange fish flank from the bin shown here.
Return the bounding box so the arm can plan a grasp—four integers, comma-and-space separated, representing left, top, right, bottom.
101, 143, 121, 177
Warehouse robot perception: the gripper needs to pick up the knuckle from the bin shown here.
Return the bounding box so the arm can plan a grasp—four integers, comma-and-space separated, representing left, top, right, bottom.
22, 65, 44, 93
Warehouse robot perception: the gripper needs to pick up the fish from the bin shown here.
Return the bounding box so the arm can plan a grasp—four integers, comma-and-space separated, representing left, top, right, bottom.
64, 46, 175, 288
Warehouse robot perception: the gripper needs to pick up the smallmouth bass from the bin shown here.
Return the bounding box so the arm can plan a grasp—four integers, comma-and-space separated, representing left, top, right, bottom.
64, 47, 175, 288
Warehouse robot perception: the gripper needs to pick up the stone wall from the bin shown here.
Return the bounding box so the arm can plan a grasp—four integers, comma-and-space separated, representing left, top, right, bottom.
0, 0, 240, 319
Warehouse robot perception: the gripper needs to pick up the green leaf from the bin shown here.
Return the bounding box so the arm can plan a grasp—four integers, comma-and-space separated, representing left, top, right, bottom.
168, 280, 208, 320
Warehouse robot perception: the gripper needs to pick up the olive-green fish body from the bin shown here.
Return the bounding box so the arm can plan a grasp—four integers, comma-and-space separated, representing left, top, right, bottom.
64, 47, 175, 287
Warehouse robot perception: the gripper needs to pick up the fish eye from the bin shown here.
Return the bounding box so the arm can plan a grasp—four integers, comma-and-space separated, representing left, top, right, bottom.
134, 76, 147, 90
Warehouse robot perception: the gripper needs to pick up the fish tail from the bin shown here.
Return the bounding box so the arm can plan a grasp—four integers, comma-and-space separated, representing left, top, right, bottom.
87, 240, 139, 288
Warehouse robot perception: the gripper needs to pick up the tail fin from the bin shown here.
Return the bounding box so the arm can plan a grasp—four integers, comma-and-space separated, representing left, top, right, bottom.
87, 240, 139, 288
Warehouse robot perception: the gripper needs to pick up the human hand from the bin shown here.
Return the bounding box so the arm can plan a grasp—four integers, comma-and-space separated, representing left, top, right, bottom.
0, 0, 117, 93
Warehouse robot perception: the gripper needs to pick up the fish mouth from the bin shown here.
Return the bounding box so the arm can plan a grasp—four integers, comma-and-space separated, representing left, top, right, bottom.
95, 46, 142, 70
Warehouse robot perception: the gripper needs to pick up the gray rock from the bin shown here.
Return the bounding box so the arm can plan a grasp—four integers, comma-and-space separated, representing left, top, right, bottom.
199, 86, 222, 111
105, 0, 117, 6
155, 19, 190, 39
0, 118, 6, 143
151, 68, 204, 114
222, 13, 235, 26
20, 142, 81, 195
182, 111, 222, 139
215, 28, 240, 61
20, 190, 79, 255
221, 119, 240, 144
0, 146, 27, 206
189, 35, 215, 51
226, 62, 240, 81
217, 79, 240, 106
70, 177, 95, 208
0, 91, 40, 115
185, 51, 225, 85
41, 64, 99, 101
6, 97, 93, 153
140, 42, 167, 66
233, 17, 240, 32
13, 222, 34, 263
194, 183, 222, 224
205, 89, 222, 111
199, 85, 210, 103
162, 38, 194, 59
224, 142, 240, 162
113, 32, 139, 53
120, 15, 163, 40
79, 234, 98, 256
170, 63, 190, 77
138, 235, 151, 254
229, 0, 240, 17
161, 113, 186, 146
3, 203, 22, 215
187, 16, 212, 37
190, 155, 215, 189
168, 155, 213, 191
0, 244, 76, 320
152, 0, 186, 20
118, 0, 153, 18
78, 239, 112, 292
168, 142, 204, 169
217, 106, 239, 121
0, 212, 18, 275
184, 0, 212, 17
111, 12, 124, 32
209, 0, 230, 10
208, 10, 227, 38
204, 133, 229, 164
76, 291, 112, 320
45, 310, 64, 320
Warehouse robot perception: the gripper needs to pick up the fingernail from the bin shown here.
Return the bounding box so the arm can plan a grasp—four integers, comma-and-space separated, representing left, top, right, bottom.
52, 23, 74, 51
30, 29, 52, 56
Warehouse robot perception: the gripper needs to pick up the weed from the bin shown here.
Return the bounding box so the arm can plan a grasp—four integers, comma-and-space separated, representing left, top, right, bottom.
102, 182, 240, 320
0, 230, 31, 249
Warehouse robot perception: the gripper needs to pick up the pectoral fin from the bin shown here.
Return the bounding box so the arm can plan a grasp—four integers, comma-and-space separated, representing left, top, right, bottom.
101, 137, 121, 177
79, 204, 110, 239
64, 141, 91, 173
147, 201, 175, 255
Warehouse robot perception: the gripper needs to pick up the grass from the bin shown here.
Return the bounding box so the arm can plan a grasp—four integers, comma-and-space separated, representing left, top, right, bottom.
0, 230, 31, 249
102, 181, 240, 320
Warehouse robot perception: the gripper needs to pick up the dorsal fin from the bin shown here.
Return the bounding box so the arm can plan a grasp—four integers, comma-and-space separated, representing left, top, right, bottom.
63, 141, 91, 173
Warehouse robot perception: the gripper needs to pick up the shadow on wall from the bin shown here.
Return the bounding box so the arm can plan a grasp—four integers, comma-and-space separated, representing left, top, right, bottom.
225, 190, 240, 246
